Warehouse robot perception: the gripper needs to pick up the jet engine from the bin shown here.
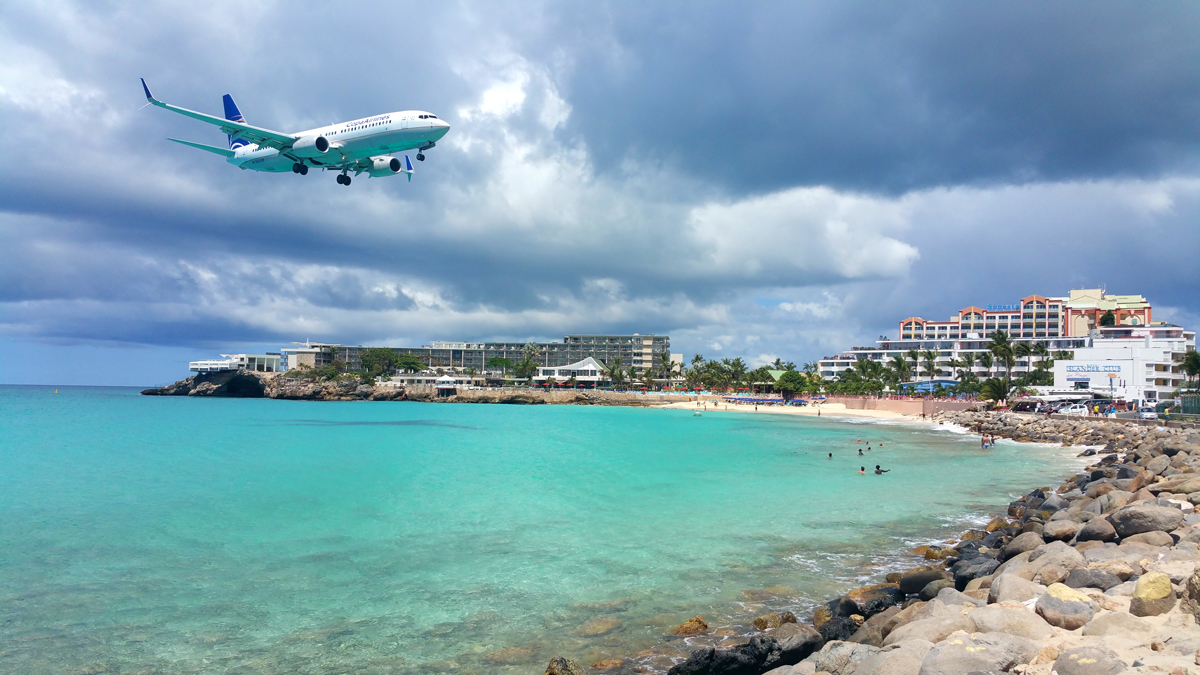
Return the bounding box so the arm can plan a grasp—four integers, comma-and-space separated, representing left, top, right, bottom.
291, 134, 330, 157
366, 156, 403, 177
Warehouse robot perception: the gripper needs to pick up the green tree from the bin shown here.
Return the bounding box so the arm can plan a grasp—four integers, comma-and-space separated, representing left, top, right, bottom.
989, 330, 1015, 387
514, 356, 539, 382
978, 351, 994, 379
775, 370, 807, 399
921, 349, 940, 381
1179, 350, 1200, 389
889, 355, 912, 384
1099, 310, 1116, 327
486, 356, 513, 375
980, 377, 1010, 402
603, 357, 626, 389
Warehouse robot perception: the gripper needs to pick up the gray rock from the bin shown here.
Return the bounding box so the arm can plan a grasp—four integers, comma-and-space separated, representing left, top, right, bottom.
1001, 531, 1044, 560
544, 656, 589, 675
915, 631, 1039, 675
1028, 540, 1085, 570
987, 574, 1044, 604
851, 639, 934, 675
1109, 504, 1184, 538
667, 634, 782, 675
1121, 530, 1174, 547
1105, 580, 1136, 596
1081, 611, 1153, 636
1064, 567, 1122, 591
1147, 454, 1171, 475
953, 558, 999, 591
932, 587, 983, 607
882, 614, 974, 647
1076, 517, 1118, 542
917, 579, 954, 601
899, 569, 949, 596
967, 606, 1055, 640
804, 640, 881, 675
1035, 586, 1096, 630
1051, 645, 1127, 675
848, 606, 898, 648
1041, 520, 1078, 542
773, 622, 826, 665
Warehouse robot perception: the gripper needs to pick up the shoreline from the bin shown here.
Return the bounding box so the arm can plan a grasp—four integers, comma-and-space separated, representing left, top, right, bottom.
657, 400, 922, 423
580, 409, 1200, 675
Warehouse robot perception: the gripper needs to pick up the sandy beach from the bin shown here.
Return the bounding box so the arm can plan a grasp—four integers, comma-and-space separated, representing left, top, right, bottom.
659, 399, 919, 422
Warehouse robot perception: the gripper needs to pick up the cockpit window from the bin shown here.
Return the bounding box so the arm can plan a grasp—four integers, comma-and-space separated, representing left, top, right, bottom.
429, 115, 437, 119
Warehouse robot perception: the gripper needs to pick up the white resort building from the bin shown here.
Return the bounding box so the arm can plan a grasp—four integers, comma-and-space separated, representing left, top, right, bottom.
189, 354, 283, 373
1050, 325, 1195, 404
532, 357, 609, 387
817, 288, 1169, 384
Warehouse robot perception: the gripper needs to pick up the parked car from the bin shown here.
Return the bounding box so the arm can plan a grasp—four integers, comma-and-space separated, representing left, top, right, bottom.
1139, 410, 1159, 421
1060, 404, 1090, 416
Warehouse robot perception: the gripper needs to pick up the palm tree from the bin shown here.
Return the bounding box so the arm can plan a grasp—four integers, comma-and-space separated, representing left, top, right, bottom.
603, 357, 626, 389
567, 375, 578, 389
801, 361, 816, 374
1015, 343, 1033, 378
1181, 351, 1200, 389
727, 357, 748, 391
960, 351, 976, 379
906, 348, 921, 375
980, 377, 1010, 402
889, 355, 912, 386
978, 352, 994, 379
989, 330, 1015, 387
921, 349, 940, 382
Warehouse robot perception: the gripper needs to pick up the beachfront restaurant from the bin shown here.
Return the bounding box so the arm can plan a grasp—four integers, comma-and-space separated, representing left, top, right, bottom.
532, 357, 608, 388
189, 354, 283, 373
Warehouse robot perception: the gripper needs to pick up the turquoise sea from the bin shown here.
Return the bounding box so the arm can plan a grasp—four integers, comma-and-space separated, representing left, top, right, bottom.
0, 386, 1083, 674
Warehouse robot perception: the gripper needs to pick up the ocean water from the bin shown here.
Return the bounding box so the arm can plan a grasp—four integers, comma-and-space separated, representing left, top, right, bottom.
0, 386, 1084, 674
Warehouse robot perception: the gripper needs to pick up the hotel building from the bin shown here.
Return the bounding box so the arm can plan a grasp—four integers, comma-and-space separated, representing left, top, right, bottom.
281, 334, 672, 375
818, 288, 1155, 381
1051, 325, 1194, 404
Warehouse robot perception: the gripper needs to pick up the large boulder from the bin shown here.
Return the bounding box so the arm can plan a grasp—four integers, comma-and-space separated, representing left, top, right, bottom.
915, 631, 1039, 675
1109, 504, 1184, 538
967, 606, 1055, 640
898, 568, 949, 596
1035, 583, 1097, 629
881, 614, 973, 647
1076, 517, 1118, 542
667, 634, 781, 675
1028, 541, 1084, 570
848, 606, 899, 648
1063, 567, 1122, 591
850, 638, 934, 675
952, 557, 999, 591
987, 574, 1044, 604
1121, 530, 1174, 547
675, 616, 710, 636
845, 584, 905, 618
817, 616, 859, 643
1129, 571, 1176, 617
1051, 645, 1127, 675
917, 579, 953, 601
1001, 531, 1044, 560
1041, 520, 1078, 542
771, 622, 824, 665
803, 640, 880, 675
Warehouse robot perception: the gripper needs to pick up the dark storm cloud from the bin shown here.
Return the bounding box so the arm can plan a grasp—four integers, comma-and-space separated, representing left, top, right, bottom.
1, 1, 1199, 384
553, 2, 1200, 194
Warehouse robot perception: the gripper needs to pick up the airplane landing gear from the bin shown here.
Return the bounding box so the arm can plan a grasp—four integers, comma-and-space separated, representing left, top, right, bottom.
337, 174, 351, 185
293, 163, 309, 175
416, 153, 425, 162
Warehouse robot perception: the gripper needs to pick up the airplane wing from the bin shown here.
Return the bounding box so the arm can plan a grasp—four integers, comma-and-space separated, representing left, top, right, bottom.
168, 138, 235, 157
142, 78, 296, 150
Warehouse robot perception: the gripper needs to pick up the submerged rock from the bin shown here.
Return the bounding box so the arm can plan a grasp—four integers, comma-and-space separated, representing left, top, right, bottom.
674, 615, 709, 637
544, 656, 589, 675
753, 611, 797, 631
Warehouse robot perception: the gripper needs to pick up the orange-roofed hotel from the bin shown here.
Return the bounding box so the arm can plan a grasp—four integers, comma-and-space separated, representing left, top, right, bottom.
817, 288, 1160, 382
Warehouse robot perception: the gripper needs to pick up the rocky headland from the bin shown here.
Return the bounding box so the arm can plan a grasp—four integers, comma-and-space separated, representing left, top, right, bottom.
541, 410, 1200, 675
141, 371, 683, 405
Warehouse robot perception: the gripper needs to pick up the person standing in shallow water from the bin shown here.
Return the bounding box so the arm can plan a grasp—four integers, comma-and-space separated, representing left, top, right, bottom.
874, 465, 890, 474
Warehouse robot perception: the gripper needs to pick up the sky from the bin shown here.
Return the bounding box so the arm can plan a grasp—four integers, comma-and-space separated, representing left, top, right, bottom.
2, 2, 1199, 386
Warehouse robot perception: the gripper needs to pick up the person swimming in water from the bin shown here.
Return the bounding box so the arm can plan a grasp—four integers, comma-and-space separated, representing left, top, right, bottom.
859, 466, 866, 474
874, 465, 890, 474
828, 452, 833, 458
858, 448, 864, 456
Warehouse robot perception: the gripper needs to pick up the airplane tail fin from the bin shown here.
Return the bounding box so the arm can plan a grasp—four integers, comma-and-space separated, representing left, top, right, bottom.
404, 155, 414, 182
222, 94, 249, 150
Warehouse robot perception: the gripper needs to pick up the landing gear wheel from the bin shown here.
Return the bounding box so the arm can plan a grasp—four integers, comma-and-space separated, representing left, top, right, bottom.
336, 174, 346, 185
292, 163, 302, 173
299, 165, 309, 175
416, 153, 425, 162
343, 175, 351, 185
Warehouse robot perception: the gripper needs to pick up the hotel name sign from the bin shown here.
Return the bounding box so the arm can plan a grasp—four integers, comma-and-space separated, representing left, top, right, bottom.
987, 303, 1020, 311
1065, 364, 1122, 373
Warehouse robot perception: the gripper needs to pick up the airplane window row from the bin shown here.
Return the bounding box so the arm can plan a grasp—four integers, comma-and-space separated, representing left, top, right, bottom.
418, 114, 438, 119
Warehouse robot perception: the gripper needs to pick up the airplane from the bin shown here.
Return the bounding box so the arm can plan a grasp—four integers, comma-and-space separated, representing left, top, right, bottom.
140, 78, 449, 185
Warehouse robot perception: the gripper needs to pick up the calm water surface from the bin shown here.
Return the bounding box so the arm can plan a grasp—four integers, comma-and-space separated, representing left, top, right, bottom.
0, 386, 1083, 674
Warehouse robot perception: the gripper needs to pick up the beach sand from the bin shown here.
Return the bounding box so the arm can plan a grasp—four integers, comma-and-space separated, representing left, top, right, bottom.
658, 400, 918, 421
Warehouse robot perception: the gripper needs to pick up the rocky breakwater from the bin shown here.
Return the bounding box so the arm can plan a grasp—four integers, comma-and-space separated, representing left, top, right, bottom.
535, 419, 1200, 675
934, 409, 1197, 450
141, 370, 268, 397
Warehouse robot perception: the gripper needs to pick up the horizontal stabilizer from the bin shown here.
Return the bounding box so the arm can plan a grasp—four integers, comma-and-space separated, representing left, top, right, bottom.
168, 137, 235, 157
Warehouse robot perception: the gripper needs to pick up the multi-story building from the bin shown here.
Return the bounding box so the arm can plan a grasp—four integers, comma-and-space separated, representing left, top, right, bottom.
189, 353, 284, 373
1052, 325, 1194, 404
818, 288, 1155, 382
281, 334, 672, 374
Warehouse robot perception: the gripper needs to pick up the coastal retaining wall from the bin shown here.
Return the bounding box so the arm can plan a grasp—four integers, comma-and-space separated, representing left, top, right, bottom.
401, 386, 695, 405
824, 397, 978, 416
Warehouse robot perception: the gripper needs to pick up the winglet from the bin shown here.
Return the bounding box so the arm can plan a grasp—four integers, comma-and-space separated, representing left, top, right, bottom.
140, 78, 156, 103
404, 155, 414, 182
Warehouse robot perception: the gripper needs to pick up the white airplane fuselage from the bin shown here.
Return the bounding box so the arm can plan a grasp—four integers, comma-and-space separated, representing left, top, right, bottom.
232, 111, 450, 172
